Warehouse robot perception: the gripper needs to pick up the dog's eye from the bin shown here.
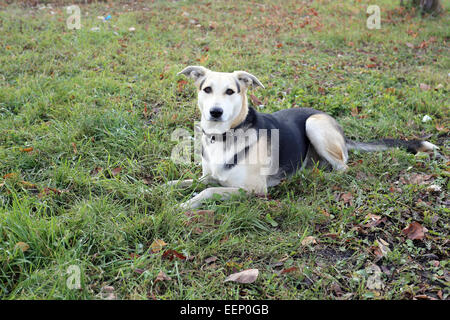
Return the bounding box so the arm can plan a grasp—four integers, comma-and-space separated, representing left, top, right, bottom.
203, 86, 212, 93
225, 89, 235, 95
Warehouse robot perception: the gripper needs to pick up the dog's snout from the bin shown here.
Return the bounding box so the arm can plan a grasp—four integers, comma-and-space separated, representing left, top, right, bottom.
209, 107, 223, 119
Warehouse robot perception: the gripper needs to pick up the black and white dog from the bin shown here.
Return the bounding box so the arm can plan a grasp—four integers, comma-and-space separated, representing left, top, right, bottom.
168, 66, 438, 209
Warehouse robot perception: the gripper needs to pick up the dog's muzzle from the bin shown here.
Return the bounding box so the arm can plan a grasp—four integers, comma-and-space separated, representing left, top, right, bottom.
209, 107, 223, 120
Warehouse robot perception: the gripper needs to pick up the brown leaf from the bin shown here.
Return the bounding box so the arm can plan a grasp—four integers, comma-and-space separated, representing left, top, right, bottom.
162, 249, 186, 261
362, 214, 387, 228
366, 64, 377, 68
150, 239, 167, 253
91, 167, 103, 176
340, 192, 354, 205
249, 94, 262, 106
71, 142, 78, 154
402, 222, 428, 240
301, 236, 317, 246
177, 79, 188, 92
414, 294, 436, 300
205, 256, 218, 264
419, 83, 431, 91
407, 173, 433, 185
20, 147, 34, 153
281, 266, 298, 274
15, 242, 30, 252
224, 269, 259, 284
155, 270, 171, 283
111, 167, 122, 176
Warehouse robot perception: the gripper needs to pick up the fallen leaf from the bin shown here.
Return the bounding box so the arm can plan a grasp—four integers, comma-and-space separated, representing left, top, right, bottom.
15, 242, 30, 252
111, 167, 122, 176
281, 266, 298, 274
406, 42, 415, 48
133, 268, 145, 274
376, 238, 391, 257
301, 236, 317, 246
91, 167, 103, 176
71, 142, 78, 154
363, 214, 387, 228
162, 249, 186, 261
224, 269, 259, 284
20, 147, 33, 153
340, 192, 354, 205
366, 64, 377, 68
151, 239, 167, 253
366, 264, 385, 290
408, 173, 433, 185
414, 294, 437, 300
177, 79, 188, 92
205, 256, 218, 264
197, 55, 208, 64
249, 94, 262, 106
402, 222, 427, 240
419, 83, 431, 91
155, 270, 172, 283
99, 286, 116, 300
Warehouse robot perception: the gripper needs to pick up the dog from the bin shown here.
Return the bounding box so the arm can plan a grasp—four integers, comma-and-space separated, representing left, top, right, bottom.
167, 66, 439, 209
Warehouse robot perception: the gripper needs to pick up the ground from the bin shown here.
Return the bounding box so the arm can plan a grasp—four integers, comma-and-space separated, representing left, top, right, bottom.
0, 0, 448, 300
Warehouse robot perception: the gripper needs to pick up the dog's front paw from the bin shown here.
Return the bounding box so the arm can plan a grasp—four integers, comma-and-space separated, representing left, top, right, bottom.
178, 200, 201, 211
165, 180, 179, 187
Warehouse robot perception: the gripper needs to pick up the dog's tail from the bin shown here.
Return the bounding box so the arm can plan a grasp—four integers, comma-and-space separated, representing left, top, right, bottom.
345, 138, 439, 154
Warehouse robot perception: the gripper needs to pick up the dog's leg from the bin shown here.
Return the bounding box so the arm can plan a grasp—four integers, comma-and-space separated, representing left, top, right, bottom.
305, 114, 349, 171
166, 175, 211, 188
179, 187, 243, 210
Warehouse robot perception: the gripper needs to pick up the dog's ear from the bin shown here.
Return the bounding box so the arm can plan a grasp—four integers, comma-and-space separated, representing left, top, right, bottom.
233, 71, 265, 89
178, 66, 209, 84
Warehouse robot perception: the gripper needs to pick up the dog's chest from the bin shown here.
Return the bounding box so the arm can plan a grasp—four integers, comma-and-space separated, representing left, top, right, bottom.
202, 139, 241, 183
201, 136, 268, 192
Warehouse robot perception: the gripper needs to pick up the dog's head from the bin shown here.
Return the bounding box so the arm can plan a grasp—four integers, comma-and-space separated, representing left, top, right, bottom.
178, 66, 264, 134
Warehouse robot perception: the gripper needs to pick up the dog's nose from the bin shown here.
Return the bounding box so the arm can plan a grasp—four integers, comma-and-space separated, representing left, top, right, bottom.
209, 107, 223, 119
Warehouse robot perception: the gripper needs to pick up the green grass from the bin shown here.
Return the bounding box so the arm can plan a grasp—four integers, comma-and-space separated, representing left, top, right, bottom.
0, 0, 448, 300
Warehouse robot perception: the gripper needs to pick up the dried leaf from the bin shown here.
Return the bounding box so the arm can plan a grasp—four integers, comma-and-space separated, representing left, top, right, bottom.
340, 192, 354, 205
20, 147, 34, 153
111, 167, 122, 176
281, 266, 298, 274
301, 236, 317, 246
162, 249, 186, 261
177, 79, 188, 92
151, 239, 167, 253
91, 167, 103, 176
205, 256, 218, 264
99, 286, 116, 300
376, 238, 391, 257
366, 264, 385, 290
224, 269, 259, 284
155, 270, 171, 282
402, 222, 427, 240
419, 83, 431, 91
71, 142, 78, 154
249, 94, 262, 106
15, 242, 30, 252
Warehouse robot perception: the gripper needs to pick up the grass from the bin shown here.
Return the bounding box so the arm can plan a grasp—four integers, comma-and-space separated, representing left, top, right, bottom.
0, 0, 448, 300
